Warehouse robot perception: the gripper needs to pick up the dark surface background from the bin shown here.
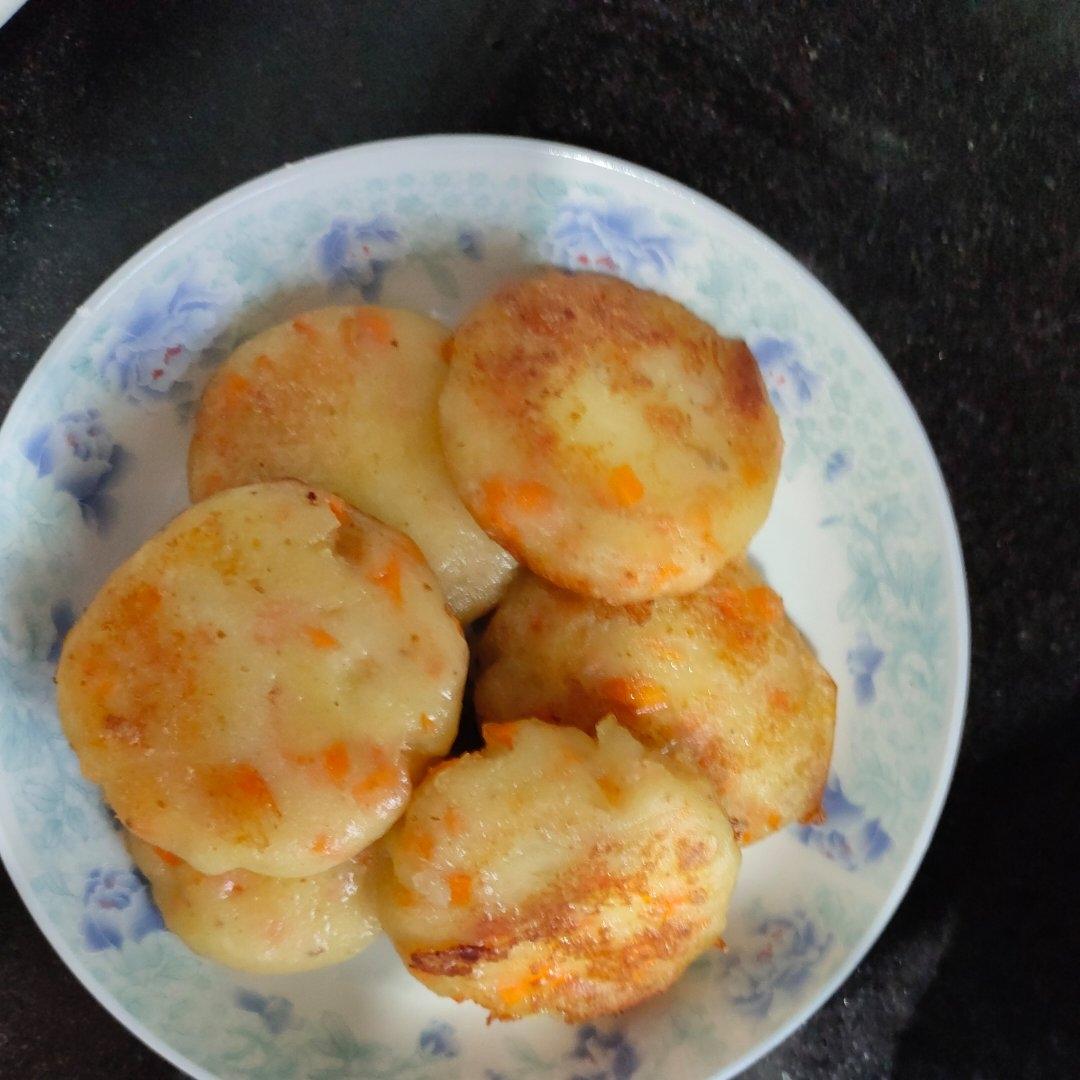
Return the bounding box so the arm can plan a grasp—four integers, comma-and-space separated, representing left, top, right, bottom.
1, 1, 1077, 1076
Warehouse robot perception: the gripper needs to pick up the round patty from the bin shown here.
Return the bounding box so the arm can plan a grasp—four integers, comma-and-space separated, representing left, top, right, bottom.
57, 481, 467, 876
439, 271, 781, 602
377, 717, 740, 1021
475, 560, 835, 843
126, 832, 379, 973
188, 305, 516, 622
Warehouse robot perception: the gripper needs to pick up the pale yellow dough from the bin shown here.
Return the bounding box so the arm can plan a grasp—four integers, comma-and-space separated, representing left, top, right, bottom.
377, 717, 740, 1021
58, 481, 467, 876
188, 305, 516, 622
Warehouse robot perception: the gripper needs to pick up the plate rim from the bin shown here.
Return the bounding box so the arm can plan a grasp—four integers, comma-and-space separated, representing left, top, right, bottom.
0, 133, 971, 1080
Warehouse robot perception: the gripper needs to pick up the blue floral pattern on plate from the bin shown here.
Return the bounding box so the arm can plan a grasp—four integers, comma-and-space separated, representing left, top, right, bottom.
316, 214, 401, 300
751, 336, 818, 415
848, 632, 886, 705
567, 1025, 640, 1080
546, 200, 677, 278
0, 138, 965, 1080
796, 776, 893, 870
80, 867, 164, 951
235, 989, 294, 1035
90, 274, 225, 400
22, 409, 124, 525
725, 914, 834, 1018
418, 1020, 460, 1059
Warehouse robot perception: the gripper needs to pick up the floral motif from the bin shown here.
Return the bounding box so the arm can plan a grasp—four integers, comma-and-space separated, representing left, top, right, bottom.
316, 215, 401, 300
417, 1019, 459, 1058
796, 776, 893, 870
80, 867, 163, 951
235, 989, 294, 1035
848, 632, 885, 705
457, 229, 483, 260
91, 273, 226, 400
725, 913, 833, 1017
22, 410, 125, 525
546, 200, 677, 278
751, 336, 818, 415
825, 448, 852, 482
567, 1024, 639, 1080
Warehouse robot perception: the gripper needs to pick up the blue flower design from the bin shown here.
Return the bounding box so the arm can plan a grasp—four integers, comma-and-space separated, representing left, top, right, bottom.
547, 201, 677, 278
795, 775, 893, 870
22, 409, 125, 525
847, 632, 885, 705
751, 337, 819, 415
456, 229, 483, 261
235, 989, 293, 1035
824, 448, 852, 482
567, 1024, 640, 1080
417, 1020, 459, 1058
725, 913, 833, 1018
79, 867, 163, 951
93, 274, 224, 399
47, 600, 75, 664
316, 215, 401, 301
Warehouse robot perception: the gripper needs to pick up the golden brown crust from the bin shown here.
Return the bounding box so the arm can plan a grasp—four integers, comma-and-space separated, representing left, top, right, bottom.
57, 481, 467, 876
439, 271, 782, 603
376, 718, 740, 1021
188, 306, 516, 622
475, 560, 836, 844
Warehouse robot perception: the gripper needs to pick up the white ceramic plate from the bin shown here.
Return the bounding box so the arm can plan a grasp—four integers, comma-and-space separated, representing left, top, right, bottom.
0, 135, 968, 1080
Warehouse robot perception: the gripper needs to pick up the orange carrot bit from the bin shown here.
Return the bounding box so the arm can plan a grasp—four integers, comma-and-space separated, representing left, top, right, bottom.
767, 688, 793, 713
652, 562, 683, 586
740, 461, 768, 487
598, 675, 668, 714
497, 979, 534, 1008
352, 752, 399, 803
746, 586, 782, 624
483, 722, 517, 751
394, 881, 419, 908
292, 317, 320, 342
406, 830, 435, 860
153, 846, 183, 867
126, 583, 162, 620
447, 871, 472, 907
596, 774, 622, 804
443, 805, 464, 836
303, 625, 341, 650
340, 309, 394, 350
368, 555, 403, 607
203, 763, 281, 819
327, 494, 352, 525
311, 833, 334, 856
608, 463, 645, 507
766, 811, 783, 832
322, 741, 350, 785
482, 477, 554, 516
221, 372, 251, 409
439, 338, 454, 364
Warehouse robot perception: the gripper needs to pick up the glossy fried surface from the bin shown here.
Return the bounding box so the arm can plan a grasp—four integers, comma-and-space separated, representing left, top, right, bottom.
377, 717, 739, 1021
127, 833, 379, 974
189, 305, 516, 622
475, 560, 835, 843
439, 271, 781, 602
58, 481, 467, 876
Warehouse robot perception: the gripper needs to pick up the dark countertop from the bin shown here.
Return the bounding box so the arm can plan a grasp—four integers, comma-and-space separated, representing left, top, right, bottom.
1, 1, 1077, 1076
